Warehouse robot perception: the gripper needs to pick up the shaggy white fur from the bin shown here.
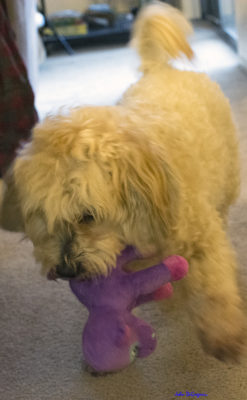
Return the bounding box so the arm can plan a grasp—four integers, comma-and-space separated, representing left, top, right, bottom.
1, 2, 245, 361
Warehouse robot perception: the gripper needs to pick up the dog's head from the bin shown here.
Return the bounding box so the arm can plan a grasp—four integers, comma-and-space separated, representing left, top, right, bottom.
2, 106, 179, 279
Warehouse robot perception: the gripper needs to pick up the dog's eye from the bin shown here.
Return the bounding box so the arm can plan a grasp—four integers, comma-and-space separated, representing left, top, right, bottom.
78, 213, 95, 224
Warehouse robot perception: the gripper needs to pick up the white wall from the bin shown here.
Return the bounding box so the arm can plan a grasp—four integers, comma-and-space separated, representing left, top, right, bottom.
219, 0, 235, 15
7, 0, 38, 91
46, 0, 90, 14
46, 0, 201, 19
181, 0, 201, 19
46, 0, 138, 14
235, 0, 247, 68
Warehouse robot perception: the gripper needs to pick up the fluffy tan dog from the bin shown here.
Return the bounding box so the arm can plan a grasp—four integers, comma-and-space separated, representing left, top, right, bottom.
1, 2, 245, 361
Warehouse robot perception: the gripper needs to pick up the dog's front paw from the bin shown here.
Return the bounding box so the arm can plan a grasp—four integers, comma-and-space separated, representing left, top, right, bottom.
197, 307, 246, 362
198, 327, 245, 363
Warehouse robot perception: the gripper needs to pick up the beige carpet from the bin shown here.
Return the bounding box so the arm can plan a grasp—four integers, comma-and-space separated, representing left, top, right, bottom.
1, 22, 247, 400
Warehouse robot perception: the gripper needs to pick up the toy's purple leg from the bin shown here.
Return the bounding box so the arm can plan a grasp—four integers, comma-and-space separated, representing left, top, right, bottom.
116, 246, 142, 269
134, 319, 157, 358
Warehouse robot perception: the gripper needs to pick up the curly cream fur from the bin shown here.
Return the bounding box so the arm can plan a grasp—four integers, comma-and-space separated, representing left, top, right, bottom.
1, 2, 245, 361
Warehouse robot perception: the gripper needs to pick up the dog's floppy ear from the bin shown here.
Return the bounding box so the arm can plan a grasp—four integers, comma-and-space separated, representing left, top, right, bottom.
111, 135, 180, 234
0, 166, 25, 232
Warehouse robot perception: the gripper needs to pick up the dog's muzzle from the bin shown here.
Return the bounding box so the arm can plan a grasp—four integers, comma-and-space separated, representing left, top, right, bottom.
47, 262, 85, 280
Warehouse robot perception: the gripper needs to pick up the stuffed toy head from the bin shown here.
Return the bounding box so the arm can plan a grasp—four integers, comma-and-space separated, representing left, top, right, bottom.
70, 246, 188, 373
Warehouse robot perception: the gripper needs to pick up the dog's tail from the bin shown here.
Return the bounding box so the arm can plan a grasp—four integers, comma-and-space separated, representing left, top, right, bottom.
132, 2, 194, 71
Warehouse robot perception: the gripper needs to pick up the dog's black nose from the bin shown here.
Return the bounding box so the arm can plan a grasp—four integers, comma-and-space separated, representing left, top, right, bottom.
55, 262, 85, 280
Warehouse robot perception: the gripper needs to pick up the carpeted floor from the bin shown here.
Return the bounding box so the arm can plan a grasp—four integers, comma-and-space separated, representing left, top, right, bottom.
1, 22, 247, 400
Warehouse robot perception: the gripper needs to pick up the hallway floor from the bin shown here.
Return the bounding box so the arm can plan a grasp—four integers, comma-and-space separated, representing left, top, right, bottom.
1, 21, 247, 400
36, 21, 239, 118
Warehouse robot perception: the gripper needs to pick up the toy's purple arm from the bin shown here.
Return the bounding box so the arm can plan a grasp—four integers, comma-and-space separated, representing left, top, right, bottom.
125, 256, 188, 298
124, 262, 171, 298
135, 283, 173, 307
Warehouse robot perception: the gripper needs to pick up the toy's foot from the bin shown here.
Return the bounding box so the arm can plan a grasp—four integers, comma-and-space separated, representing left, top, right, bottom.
153, 283, 173, 300
163, 256, 189, 280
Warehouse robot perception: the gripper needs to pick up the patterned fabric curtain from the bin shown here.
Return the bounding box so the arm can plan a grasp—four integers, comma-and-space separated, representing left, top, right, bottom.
0, 0, 38, 176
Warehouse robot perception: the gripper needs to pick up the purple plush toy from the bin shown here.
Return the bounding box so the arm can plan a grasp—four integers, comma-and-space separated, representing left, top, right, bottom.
69, 247, 188, 373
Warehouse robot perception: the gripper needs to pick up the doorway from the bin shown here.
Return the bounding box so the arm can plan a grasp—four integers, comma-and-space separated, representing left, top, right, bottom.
201, 0, 237, 42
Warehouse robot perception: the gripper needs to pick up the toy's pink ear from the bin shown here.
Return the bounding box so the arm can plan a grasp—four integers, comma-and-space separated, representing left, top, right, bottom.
115, 323, 131, 347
